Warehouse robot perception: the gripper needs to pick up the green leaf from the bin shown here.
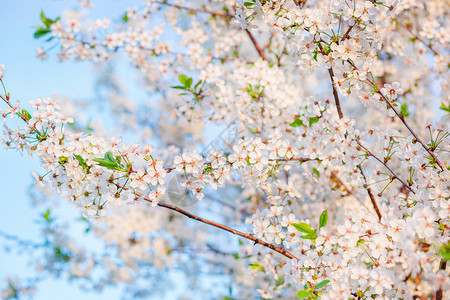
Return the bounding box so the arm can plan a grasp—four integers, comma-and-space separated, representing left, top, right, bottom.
249, 263, 263, 271
438, 242, 450, 261
319, 210, 328, 229
290, 118, 303, 127
54, 247, 71, 262
74, 154, 88, 169
244, 1, 256, 7
297, 290, 312, 299
34, 27, 50, 38
292, 222, 315, 234
171, 85, 186, 90
400, 103, 410, 117
122, 12, 128, 23
105, 151, 116, 162
312, 167, 320, 176
40, 11, 59, 28
41, 11, 52, 27
314, 279, 330, 290
21, 109, 32, 121
300, 232, 318, 241
93, 152, 120, 170
309, 117, 319, 126
186, 77, 192, 89
178, 74, 189, 86
93, 158, 119, 170
440, 102, 450, 113
43, 209, 51, 222
194, 80, 202, 90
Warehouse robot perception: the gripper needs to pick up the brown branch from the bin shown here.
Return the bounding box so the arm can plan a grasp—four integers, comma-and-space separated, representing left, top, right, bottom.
375, 89, 444, 171
0, 93, 44, 137
154, 1, 231, 18
270, 157, 313, 162
344, 61, 444, 171
341, 23, 356, 42
327, 67, 344, 119
292, 0, 307, 8
115, 184, 298, 261
436, 259, 447, 300
245, 29, 267, 61
398, 23, 438, 55
356, 141, 416, 194
330, 171, 372, 212
359, 166, 382, 220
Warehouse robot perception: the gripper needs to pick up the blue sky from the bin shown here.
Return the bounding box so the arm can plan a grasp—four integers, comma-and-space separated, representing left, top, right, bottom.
0, 1, 147, 299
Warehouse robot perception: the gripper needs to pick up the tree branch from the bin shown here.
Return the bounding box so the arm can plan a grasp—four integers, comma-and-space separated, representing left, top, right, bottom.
327, 67, 344, 119
245, 29, 267, 61
154, 1, 231, 18
436, 259, 447, 300
376, 89, 444, 171
356, 141, 416, 194
115, 184, 299, 261
359, 166, 382, 220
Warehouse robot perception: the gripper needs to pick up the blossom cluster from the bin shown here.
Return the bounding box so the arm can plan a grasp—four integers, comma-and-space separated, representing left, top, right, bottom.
1, 0, 449, 298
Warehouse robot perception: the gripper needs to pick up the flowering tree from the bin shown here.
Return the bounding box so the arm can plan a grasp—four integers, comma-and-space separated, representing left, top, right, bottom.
1, 0, 449, 299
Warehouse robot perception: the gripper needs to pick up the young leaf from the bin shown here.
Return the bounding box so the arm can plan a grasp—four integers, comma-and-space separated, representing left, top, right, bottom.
290, 118, 303, 127
312, 167, 320, 176
292, 223, 315, 234
74, 154, 87, 169
249, 263, 263, 271
297, 290, 312, 299
105, 151, 116, 162
400, 103, 410, 117
439, 102, 450, 113
34, 27, 50, 38
171, 85, 186, 90
43, 209, 51, 222
314, 279, 330, 290
178, 75, 189, 86
122, 12, 128, 23
92, 159, 119, 170
438, 242, 450, 260
319, 210, 328, 229
185, 77, 193, 89
309, 116, 319, 126
299, 232, 318, 241
21, 109, 32, 121
41, 11, 52, 27
194, 79, 202, 90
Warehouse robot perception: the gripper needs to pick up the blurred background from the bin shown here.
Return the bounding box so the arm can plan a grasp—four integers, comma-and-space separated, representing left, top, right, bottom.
0, 1, 179, 299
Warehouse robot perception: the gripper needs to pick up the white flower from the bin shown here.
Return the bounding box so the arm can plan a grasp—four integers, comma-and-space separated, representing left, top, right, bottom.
0, 64, 5, 79
148, 186, 165, 206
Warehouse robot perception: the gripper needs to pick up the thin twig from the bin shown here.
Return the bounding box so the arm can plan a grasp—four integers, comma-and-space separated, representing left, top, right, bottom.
327, 67, 344, 119
115, 184, 299, 261
0, 93, 44, 137
245, 29, 267, 61
399, 23, 438, 55
436, 260, 447, 300
270, 157, 312, 162
356, 141, 416, 194
375, 89, 444, 171
341, 23, 356, 42
330, 171, 372, 212
344, 60, 445, 171
359, 166, 382, 220
154, 1, 231, 18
